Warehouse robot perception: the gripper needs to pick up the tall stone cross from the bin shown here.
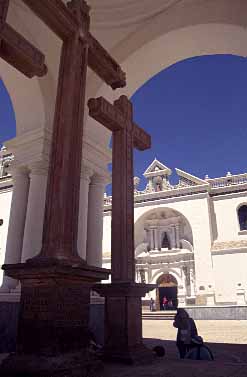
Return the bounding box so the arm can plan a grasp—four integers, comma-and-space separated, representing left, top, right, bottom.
1, 1, 126, 373
0, 0, 47, 77
88, 96, 155, 363
88, 95, 151, 281
0, 0, 125, 264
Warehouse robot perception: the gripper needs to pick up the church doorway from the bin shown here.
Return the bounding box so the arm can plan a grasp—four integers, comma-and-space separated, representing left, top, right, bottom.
156, 273, 178, 310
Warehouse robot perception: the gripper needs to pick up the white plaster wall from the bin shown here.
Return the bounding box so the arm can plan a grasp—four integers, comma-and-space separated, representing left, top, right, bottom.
213, 193, 247, 241
0, 189, 12, 284
212, 253, 247, 303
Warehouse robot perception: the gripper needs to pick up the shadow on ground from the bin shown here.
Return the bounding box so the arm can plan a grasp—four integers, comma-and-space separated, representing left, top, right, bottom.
144, 338, 247, 363
104, 339, 247, 377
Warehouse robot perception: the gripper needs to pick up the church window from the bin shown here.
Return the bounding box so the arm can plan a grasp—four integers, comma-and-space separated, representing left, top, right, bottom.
238, 205, 247, 231
162, 232, 171, 249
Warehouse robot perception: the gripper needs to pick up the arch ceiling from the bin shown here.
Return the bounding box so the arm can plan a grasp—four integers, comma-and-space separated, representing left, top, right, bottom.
3, 0, 247, 146
86, 0, 247, 147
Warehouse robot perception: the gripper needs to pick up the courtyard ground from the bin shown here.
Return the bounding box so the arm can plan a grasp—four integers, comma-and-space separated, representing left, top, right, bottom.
105, 319, 247, 377
1, 319, 247, 376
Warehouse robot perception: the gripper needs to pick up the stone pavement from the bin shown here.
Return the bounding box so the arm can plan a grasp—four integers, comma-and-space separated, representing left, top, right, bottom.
1, 320, 247, 376
105, 320, 247, 376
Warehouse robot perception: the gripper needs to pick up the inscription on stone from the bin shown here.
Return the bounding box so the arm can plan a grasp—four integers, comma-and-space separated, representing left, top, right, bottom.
21, 286, 89, 326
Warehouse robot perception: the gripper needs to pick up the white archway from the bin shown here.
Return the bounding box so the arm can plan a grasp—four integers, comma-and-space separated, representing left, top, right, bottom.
88, 22, 247, 147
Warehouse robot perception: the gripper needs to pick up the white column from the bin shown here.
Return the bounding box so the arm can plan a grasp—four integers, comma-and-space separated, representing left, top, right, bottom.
86, 174, 107, 267
189, 267, 196, 297
169, 226, 176, 249
21, 162, 48, 262
77, 166, 93, 260
0, 167, 30, 292
175, 224, 180, 248
150, 229, 154, 250
154, 228, 158, 250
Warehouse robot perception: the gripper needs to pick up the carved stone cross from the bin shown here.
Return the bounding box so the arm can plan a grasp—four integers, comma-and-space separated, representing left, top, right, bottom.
0, 0, 125, 263
88, 95, 151, 282
0, 0, 47, 77
1, 2, 126, 371
88, 96, 155, 363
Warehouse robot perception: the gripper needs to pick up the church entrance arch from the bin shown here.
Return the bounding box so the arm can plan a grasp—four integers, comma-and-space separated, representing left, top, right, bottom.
156, 273, 178, 311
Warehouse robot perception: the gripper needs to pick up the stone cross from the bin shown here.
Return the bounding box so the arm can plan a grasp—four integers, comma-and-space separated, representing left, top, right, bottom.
0, 0, 47, 77
1, 1, 126, 372
0, 0, 125, 264
88, 95, 151, 281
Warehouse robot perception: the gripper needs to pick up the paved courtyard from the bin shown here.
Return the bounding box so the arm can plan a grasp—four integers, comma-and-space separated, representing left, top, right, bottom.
105, 320, 247, 377
143, 319, 247, 344
1, 320, 247, 376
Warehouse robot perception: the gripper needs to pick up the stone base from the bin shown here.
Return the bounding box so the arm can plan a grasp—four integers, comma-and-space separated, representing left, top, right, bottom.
1, 261, 109, 374
0, 350, 103, 377
94, 282, 156, 364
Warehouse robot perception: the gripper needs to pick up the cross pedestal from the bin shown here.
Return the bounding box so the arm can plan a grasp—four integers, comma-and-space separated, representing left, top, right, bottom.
94, 282, 155, 364
1, 261, 109, 376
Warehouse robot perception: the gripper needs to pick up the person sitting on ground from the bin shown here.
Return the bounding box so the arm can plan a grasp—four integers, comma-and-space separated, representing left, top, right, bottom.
173, 308, 198, 359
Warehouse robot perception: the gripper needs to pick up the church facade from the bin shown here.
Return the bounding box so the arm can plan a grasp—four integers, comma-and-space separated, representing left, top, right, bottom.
1, 148, 247, 309
103, 159, 247, 309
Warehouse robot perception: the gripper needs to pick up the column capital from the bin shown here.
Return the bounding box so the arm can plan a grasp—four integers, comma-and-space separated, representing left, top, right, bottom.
11, 166, 29, 179
90, 173, 110, 186
80, 165, 93, 181
29, 161, 49, 176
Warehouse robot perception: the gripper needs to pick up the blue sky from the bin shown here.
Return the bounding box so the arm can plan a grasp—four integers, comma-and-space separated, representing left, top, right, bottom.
132, 54, 247, 188
1, 54, 247, 190
0, 79, 16, 145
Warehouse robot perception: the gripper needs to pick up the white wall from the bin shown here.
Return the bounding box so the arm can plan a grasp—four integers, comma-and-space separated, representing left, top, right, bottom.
213, 192, 247, 241
0, 188, 12, 284
213, 252, 247, 303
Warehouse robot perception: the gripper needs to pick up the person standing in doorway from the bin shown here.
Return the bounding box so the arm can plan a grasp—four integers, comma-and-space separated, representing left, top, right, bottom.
162, 296, 168, 310
150, 297, 155, 312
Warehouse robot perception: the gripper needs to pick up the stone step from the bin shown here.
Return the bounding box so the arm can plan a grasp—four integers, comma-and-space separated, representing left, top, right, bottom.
142, 310, 176, 320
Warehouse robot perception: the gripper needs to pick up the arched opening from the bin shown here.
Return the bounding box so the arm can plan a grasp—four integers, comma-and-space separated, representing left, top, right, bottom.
161, 232, 171, 250
156, 273, 178, 311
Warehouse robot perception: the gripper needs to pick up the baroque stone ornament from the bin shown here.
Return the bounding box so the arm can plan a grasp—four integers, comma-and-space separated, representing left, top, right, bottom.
88, 95, 156, 363
1, 1, 126, 376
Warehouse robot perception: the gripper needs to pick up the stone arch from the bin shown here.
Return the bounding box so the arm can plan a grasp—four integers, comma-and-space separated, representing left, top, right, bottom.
87, 0, 247, 147
134, 206, 193, 250
0, 1, 59, 138
155, 272, 178, 310
151, 268, 181, 286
